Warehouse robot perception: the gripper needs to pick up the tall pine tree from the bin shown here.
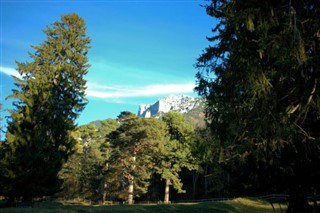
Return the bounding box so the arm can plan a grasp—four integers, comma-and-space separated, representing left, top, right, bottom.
196, 1, 319, 212
3, 13, 90, 203
107, 112, 168, 204
159, 111, 199, 204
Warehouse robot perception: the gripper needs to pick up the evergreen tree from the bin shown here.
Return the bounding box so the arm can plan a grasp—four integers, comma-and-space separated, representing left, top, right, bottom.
192, 128, 227, 198
196, 1, 320, 212
95, 119, 120, 203
107, 112, 167, 204
159, 111, 199, 204
3, 13, 90, 202
63, 124, 100, 200
0, 103, 2, 140
59, 119, 119, 202
0, 103, 6, 197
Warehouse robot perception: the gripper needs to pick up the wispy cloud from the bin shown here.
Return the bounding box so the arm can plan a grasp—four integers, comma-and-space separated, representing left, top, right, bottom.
86, 82, 195, 99
0, 66, 196, 100
0, 66, 20, 78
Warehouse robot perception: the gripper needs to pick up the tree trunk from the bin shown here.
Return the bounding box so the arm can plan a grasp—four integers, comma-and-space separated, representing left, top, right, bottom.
127, 147, 136, 205
204, 164, 208, 195
128, 176, 134, 205
102, 192, 106, 205
6, 196, 15, 207
286, 187, 310, 213
102, 183, 107, 204
164, 178, 170, 204
21, 196, 32, 207
192, 171, 198, 199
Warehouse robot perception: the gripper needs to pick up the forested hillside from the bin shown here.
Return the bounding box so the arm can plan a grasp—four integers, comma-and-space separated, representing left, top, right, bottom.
58, 111, 208, 203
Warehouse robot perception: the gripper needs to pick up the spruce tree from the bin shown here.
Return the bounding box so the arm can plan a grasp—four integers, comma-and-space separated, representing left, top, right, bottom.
3, 13, 90, 202
196, 1, 320, 212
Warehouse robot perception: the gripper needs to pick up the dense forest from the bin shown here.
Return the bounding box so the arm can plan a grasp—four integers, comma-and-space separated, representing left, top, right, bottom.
0, 1, 320, 213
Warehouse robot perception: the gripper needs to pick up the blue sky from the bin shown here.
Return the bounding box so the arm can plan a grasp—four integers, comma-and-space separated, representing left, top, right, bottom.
0, 0, 215, 128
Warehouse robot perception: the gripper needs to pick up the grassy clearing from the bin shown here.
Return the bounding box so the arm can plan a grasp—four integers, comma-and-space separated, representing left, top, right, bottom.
0, 198, 287, 213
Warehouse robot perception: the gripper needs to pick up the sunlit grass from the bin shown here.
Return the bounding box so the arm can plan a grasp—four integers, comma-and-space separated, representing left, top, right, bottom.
225, 198, 287, 213
231, 197, 276, 208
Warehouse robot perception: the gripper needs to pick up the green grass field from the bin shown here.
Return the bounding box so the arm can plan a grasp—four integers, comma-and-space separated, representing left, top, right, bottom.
0, 198, 287, 213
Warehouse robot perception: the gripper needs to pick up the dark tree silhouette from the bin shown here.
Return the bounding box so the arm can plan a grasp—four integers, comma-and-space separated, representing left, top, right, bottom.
196, 1, 320, 212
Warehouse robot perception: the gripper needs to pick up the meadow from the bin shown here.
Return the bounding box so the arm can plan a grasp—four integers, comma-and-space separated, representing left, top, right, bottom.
0, 198, 287, 213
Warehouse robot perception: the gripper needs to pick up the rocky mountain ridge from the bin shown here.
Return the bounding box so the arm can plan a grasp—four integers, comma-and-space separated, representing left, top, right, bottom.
138, 95, 204, 118
88, 95, 206, 130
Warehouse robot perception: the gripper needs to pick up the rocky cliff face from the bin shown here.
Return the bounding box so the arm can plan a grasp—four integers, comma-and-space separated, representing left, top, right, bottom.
138, 95, 202, 118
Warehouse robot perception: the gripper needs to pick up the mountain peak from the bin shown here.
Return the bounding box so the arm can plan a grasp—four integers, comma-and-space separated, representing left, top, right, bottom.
137, 95, 201, 118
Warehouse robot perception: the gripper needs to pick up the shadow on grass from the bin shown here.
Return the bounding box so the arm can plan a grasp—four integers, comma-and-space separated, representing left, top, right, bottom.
0, 198, 285, 213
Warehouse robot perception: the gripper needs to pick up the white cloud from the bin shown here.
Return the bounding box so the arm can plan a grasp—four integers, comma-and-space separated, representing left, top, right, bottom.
0, 66, 196, 100
0, 66, 20, 78
86, 82, 195, 99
